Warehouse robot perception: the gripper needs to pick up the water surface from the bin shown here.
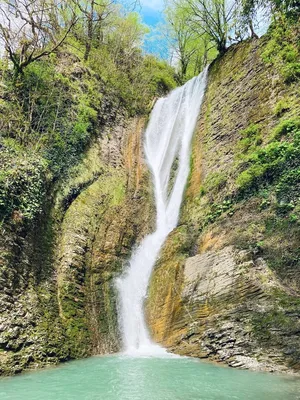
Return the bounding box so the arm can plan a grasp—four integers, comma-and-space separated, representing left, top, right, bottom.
1, 355, 299, 400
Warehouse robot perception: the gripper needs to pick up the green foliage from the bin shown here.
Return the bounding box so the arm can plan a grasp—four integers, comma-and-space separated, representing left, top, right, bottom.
205, 199, 234, 225
241, 124, 260, 138
236, 123, 262, 153
275, 169, 300, 204
262, 17, 300, 83
271, 0, 300, 19
232, 120, 300, 278
2, 60, 100, 177
0, 10, 177, 225
164, 2, 217, 80
241, 1, 300, 35
142, 56, 177, 97
236, 121, 300, 192
0, 140, 47, 223
282, 62, 300, 83
272, 118, 300, 140
275, 201, 295, 216
274, 98, 291, 116
0, 0, 76, 77
88, 47, 176, 117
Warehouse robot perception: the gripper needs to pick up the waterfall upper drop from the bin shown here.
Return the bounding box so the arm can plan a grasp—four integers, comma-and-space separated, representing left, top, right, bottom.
116, 68, 209, 356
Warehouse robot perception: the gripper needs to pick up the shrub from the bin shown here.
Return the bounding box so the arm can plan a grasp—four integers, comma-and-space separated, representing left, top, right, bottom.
236, 123, 300, 193
262, 17, 299, 84
236, 124, 262, 153
0, 141, 48, 223
275, 168, 300, 203
272, 118, 300, 140
282, 62, 300, 83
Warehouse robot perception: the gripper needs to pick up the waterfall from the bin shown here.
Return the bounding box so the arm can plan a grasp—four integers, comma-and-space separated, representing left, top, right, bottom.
116, 68, 208, 356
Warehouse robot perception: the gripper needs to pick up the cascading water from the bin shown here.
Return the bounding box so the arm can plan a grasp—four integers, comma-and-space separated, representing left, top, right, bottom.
116, 67, 208, 356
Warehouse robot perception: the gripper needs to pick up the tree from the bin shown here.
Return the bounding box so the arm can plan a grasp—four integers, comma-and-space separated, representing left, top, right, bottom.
266, 0, 300, 15
165, 1, 216, 79
73, 0, 114, 61
107, 12, 149, 68
165, 3, 198, 78
0, 0, 77, 77
178, 0, 238, 55
239, 0, 300, 35
237, 0, 261, 38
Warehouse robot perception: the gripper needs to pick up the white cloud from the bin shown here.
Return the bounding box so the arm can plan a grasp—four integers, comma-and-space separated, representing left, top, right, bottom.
140, 0, 164, 11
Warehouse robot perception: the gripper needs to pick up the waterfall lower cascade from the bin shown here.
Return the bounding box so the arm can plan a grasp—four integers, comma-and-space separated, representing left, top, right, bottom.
116, 68, 208, 356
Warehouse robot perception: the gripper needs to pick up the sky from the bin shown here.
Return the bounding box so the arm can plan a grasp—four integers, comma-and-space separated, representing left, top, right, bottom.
140, 0, 164, 18
138, 0, 167, 57
137, 0, 269, 59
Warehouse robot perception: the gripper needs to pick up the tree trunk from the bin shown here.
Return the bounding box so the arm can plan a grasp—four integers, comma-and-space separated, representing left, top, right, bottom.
84, 15, 93, 61
217, 39, 227, 56
249, 20, 258, 39
180, 59, 188, 81
84, 2, 94, 62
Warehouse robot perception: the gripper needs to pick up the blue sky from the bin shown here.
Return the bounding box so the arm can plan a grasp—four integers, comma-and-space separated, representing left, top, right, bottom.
137, 1, 269, 58
139, 0, 166, 57
140, 0, 164, 21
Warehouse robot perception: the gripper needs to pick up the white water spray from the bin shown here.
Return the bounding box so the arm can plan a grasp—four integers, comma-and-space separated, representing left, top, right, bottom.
116, 68, 208, 356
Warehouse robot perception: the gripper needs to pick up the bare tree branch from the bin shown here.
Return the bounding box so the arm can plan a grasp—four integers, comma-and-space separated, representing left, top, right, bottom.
0, 0, 77, 77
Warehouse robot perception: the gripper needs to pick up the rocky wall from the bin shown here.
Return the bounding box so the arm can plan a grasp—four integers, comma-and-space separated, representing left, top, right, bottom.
146, 38, 300, 373
0, 117, 153, 374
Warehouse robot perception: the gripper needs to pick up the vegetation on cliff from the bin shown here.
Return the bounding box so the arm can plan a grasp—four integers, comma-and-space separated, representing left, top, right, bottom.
0, 0, 172, 374
164, 0, 300, 79
0, 0, 299, 376
0, 1, 176, 227
146, 9, 300, 372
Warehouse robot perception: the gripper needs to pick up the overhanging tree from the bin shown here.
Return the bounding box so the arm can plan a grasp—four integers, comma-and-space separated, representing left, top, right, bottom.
0, 0, 77, 77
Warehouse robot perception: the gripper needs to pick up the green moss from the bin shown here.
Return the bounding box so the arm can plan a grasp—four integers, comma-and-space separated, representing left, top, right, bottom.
251, 288, 300, 366
202, 172, 227, 193
235, 124, 262, 155
274, 99, 291, 117
272, 118, 300, 140
241, 124, 261, 139
252, 309, 291, 340
262, 18, 300, 84
236, 122, 300, 193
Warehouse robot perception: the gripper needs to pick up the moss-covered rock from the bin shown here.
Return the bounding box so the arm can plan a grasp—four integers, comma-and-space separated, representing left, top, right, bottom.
146, 35, 300, 373
0, 117, 154, 375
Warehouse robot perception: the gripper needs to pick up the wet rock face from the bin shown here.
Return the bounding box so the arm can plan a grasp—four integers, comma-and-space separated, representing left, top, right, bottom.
180, 247, 298, 373
146, 37, 300, 374
182, 247, 242, 301
147, 245, 300, 373
0, 117, 154, 375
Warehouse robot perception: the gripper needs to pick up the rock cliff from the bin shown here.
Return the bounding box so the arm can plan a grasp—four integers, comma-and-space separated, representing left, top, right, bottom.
0, 117, 153, 374
1, 33, 299, 376
146, 37, 300, 373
